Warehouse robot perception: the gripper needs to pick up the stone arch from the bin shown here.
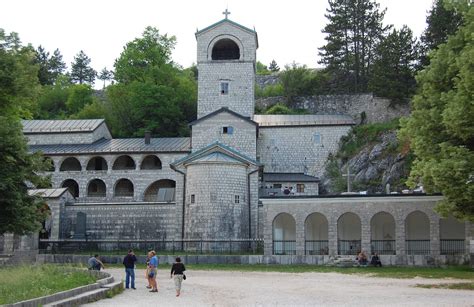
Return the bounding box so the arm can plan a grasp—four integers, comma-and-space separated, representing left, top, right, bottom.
39, 203, 52, 240
86, 156, 108, 171
60, 157, 82, 171
112, 155, 136, 170
87, 179, 106, 197
141, 155, 162, 170
405, 210, 430, 255
337, 212, 361, 255
440, 215, 466, 254
114, 178, 134, 198
272, 213, 296, 255
304, 212, 329, 255
370, 211, 396, 255
209, 35, 243, 61
144, 179, 176, 202
61, 179, 79, 198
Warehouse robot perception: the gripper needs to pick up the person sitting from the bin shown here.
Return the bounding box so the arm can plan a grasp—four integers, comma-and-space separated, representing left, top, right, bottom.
357, 250, 368, 266
370, 252, 382, 267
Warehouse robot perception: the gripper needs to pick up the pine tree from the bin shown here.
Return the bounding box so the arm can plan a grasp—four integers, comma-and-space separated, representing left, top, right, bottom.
369, 26, 419, 104
34, 46, 66, 85
318, 0, 389, 93
269, 60, 280, 72
98, 67, 113, 88
70, 50, 97, 85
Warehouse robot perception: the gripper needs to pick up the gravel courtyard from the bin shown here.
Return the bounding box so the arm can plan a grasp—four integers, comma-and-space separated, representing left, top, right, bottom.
85, 268, 474, 307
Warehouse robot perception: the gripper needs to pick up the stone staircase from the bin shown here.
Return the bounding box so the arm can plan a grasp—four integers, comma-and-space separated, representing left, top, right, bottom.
6, 270, 123, 307
328, 255, 359, 267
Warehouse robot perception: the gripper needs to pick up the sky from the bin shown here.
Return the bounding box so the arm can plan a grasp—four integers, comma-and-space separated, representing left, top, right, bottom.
2, 0, 434, 79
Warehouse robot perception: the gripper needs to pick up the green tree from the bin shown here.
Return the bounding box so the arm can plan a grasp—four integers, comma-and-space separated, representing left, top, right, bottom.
66, 84, 94, 114
369, 26, 419, 104
399, 2, 473, 219
256, 61, 270, 75
70, 50, 96, 85
98, 67, 113, 89
420, 0, 463, 66
34, 46, 66, 85
108, 26, 196, 137
36, 76, 71, 118
264, 103, 293, 114
279, 63, 315, 104
318, 0, 389, 93
0, 29, 51, 234
269, 59, 280, 72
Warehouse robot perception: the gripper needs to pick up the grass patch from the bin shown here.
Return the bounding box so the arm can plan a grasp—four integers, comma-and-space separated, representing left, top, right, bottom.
416, 282, 474, 290
0, 264, 97, 305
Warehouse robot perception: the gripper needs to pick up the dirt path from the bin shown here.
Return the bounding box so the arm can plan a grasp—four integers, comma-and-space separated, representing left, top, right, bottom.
85, 268, 474, 306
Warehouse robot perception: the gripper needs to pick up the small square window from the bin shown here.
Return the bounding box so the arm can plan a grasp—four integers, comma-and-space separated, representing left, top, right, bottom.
297, 184, 305, 193
191, 194, 195, 204
221, 82, 229, 95
223, 126, 234, 134
234, 195, 240, 203
314, 133, 322, 145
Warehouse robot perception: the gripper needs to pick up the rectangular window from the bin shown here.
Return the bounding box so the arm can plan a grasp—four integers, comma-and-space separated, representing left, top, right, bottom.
222, 126, 234, 134
221, 82, 229, 95
273, 183, 282, 189
234, 195, 240, 203
314, 133, 321, 145
191, 194, 195, 204
297, 184, 305, 193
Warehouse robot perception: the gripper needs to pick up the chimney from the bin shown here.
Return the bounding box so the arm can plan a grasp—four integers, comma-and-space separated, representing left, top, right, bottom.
144, 131, 151, 145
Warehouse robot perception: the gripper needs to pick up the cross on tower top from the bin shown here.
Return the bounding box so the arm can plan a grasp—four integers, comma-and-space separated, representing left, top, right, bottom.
222, 8, 231, 19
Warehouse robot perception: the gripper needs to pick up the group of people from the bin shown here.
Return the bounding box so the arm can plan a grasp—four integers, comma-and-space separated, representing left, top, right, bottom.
88, 249, 186, 297
356, 250, 382, 267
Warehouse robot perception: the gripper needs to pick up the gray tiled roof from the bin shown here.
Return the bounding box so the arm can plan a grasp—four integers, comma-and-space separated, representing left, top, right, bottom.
28, 188, 69, 198
22, 119, 105, 133
263, 172, 320, 182
253, 114, 355, 127
29, 137, 191, 154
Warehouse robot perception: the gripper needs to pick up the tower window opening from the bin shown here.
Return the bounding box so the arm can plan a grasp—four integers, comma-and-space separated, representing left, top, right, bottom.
222, 126, 234, 134
191, 194, 195, 204
234, 195, 240, 203
211, 38, 240, 60
221, 82, 229, 95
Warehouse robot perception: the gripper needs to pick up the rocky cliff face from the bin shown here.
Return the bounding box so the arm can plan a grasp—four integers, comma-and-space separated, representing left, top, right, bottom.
321, 129, 412, 195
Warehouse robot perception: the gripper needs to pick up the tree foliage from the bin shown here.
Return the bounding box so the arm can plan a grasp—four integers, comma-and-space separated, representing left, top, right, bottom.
318, 0, 389, 93
98, 67, 113, 88
369, 26, 419, 103
399, 2, 474, 219
70, 50, 96, 85
34, 46, 66, 85
269, 59, 280, 72
256, 61, 270, 75
0, 29, 51, 234
108, 27, 196, 137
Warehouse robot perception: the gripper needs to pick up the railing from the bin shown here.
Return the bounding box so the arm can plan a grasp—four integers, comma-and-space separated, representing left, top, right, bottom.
440, 239, 465, 255
338, 240, 361, 255
273, 240, 296, 255
406, 240, 430, 255
371, 240, 396, 255
305, 240, 329, 255
38, 239, 264, 255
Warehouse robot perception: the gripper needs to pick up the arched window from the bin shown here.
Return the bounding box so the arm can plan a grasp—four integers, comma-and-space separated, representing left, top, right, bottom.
144, 179, 176, 202
87, 179, 106, 197
440, 216, 465, 255
337, 212, 361, 255
304, 213, 329, 255
272, 213, 296, 255
370, 212, 396, 255
60, 157, 81, 171
86, 157, 108, 171
141, 155, 162, 170
113, 155, 136, 170
405, 211, 430, 255
211, 39, 240, 60
61, 179, 79, 198
114, 178, 134, 198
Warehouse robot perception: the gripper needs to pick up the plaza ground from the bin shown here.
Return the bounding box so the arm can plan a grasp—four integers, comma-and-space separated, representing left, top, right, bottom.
85, 268, 474, 306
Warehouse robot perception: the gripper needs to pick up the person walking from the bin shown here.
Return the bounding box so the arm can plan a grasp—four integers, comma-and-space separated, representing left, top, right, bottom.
148, 250, 159, 293
170, 257, 186, 297
123, 249, 137, 289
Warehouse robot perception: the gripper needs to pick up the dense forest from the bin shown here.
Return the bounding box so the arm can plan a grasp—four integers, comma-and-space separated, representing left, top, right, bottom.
0, 0, 472, 233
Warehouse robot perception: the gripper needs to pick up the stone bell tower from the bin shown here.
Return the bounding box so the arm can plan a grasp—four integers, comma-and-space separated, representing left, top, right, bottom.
195, 10, 258, 119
